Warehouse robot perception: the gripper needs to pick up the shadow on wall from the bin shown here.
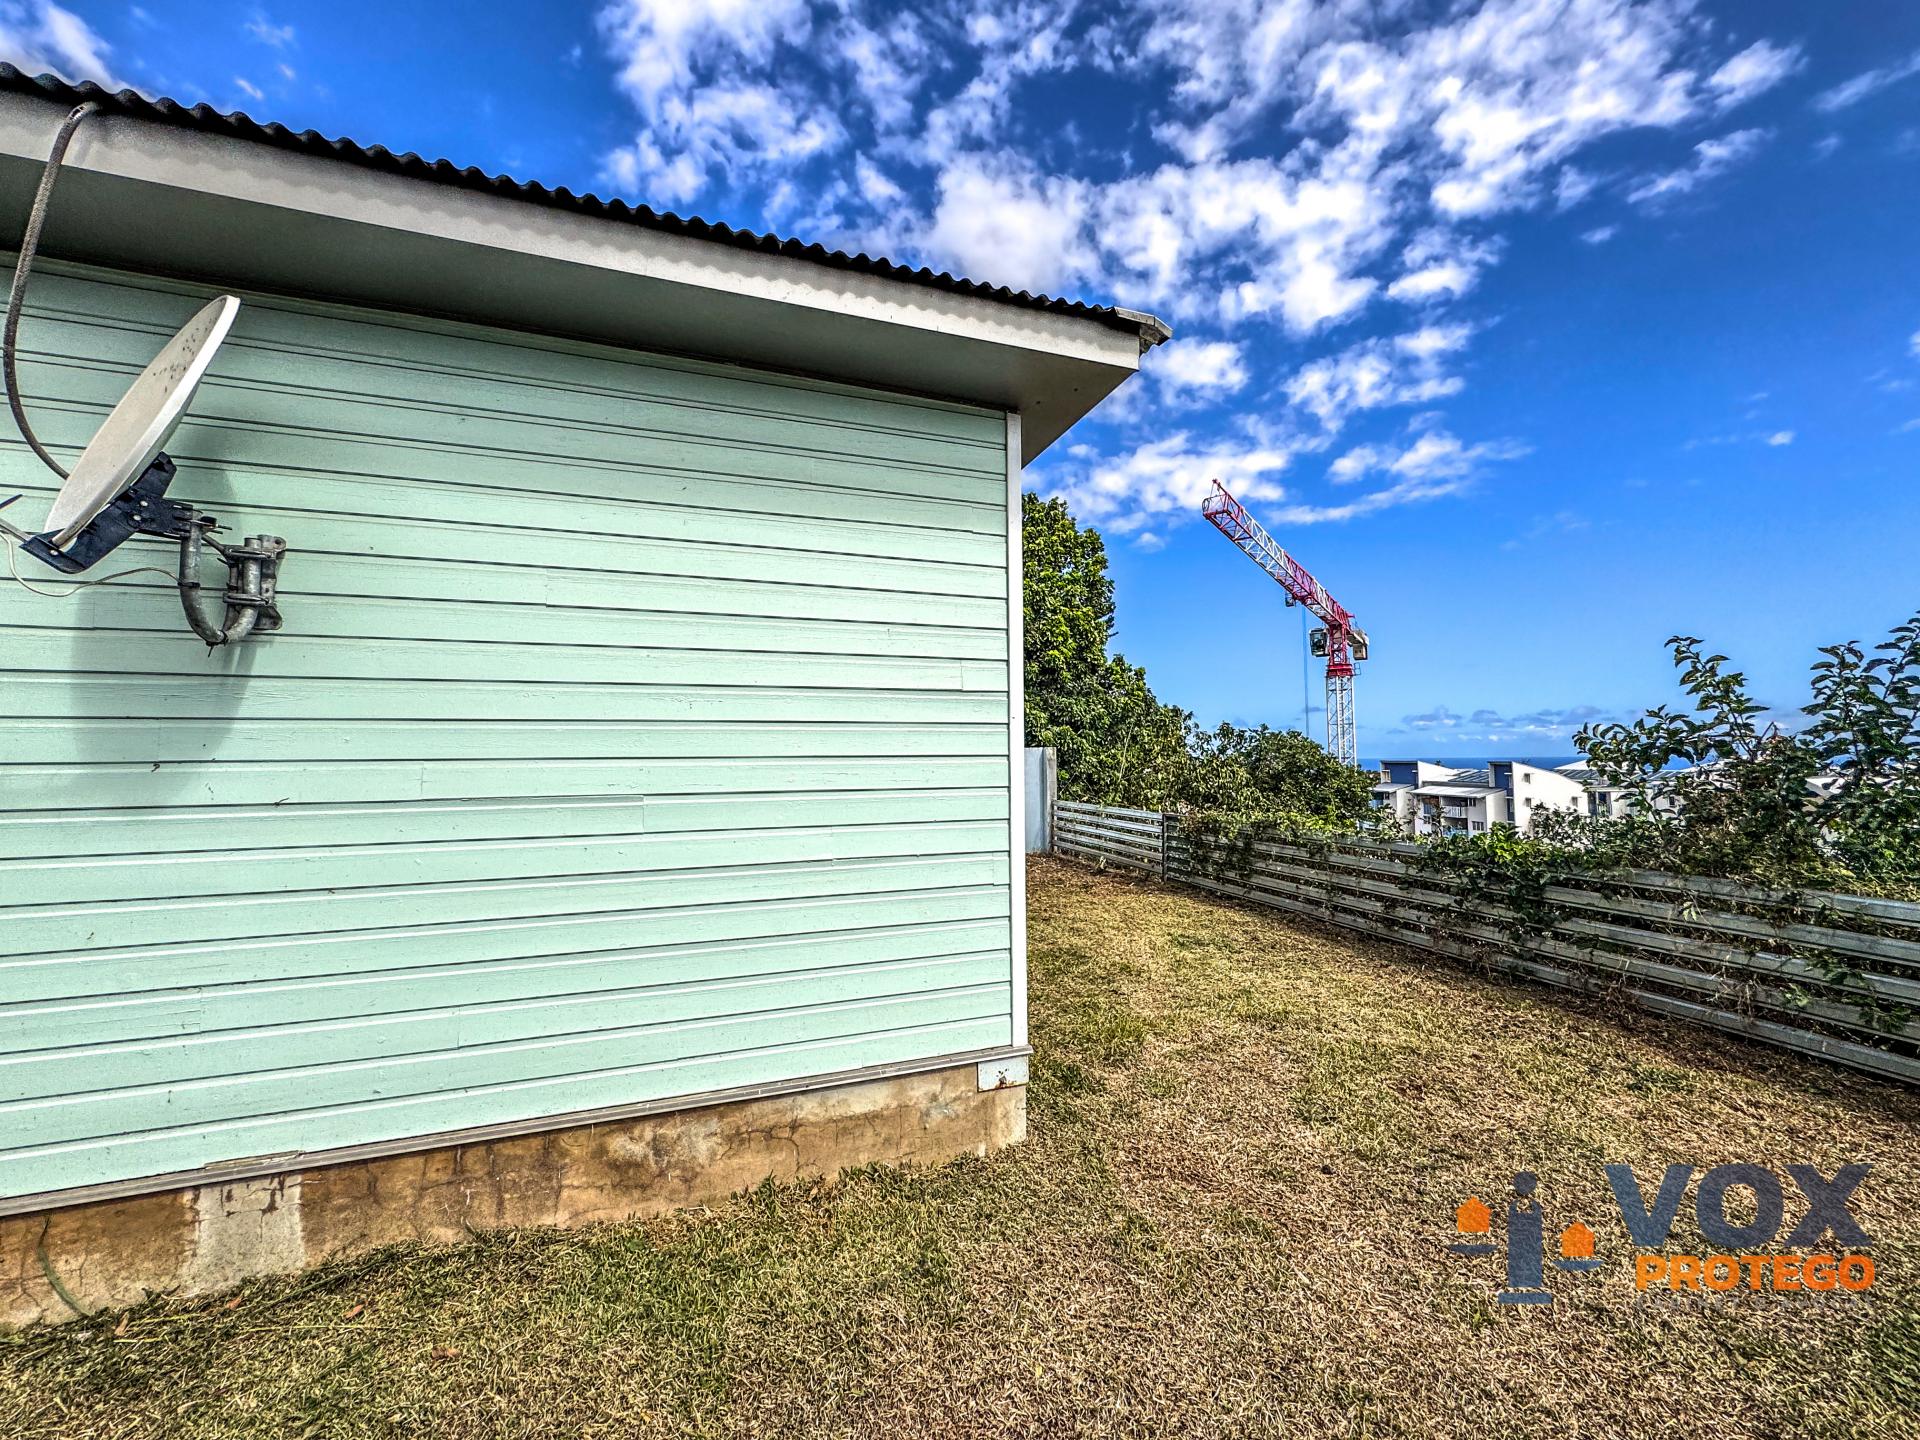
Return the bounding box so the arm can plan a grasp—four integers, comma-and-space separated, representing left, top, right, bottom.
52, 570, 260, 803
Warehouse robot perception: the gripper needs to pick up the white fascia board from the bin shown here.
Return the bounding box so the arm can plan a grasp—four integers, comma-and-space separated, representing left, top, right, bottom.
0, 92, 1165, 463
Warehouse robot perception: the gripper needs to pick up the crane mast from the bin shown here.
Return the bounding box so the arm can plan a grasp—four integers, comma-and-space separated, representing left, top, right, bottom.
1201, 479, 1369, 768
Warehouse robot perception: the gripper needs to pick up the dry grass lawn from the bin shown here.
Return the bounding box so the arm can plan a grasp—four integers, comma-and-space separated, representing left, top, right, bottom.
2, 856, 1915, 1438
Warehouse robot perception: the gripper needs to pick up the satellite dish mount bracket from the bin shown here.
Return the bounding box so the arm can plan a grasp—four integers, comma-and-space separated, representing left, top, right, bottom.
21, 453, 286, 645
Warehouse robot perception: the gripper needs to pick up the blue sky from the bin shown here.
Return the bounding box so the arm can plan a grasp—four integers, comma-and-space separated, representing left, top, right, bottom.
4, 0, 1916, 757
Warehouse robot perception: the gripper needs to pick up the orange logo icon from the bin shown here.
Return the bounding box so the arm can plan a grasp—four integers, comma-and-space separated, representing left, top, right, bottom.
1449, 1197, 1497, 1259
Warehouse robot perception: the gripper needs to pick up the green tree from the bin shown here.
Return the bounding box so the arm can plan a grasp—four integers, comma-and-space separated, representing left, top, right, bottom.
1184, 723, 1375, 826
1542, 612, 1920, 894
1021, 492, 1375, 820
1803, 614, 1920, 889
1021, 490, 1115, 741
1020, 492, 1190, 807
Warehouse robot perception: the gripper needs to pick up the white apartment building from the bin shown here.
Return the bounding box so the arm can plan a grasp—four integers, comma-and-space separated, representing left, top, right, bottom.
1555, 763, 1634, 818
1369, 760, 1466, 830
1371, 759, 1592, 837
1374, 758, 1847, 838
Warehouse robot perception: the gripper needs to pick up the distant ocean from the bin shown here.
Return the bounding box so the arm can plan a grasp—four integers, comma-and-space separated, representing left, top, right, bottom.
1356, 756, 1584, 771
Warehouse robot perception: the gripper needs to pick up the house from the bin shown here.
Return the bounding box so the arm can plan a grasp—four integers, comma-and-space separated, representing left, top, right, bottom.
1489, 760, 1588, 833
1560, 759, 1846, 819
1370, 759, 1464, 828
1556, 763, 1633, 818
1412, 767, 1504, 835
0, 68, 1168, 1324
1373, 759, 1587, 836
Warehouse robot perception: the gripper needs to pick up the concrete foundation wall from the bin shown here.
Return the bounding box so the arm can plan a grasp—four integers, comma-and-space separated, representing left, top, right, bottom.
1, 1062, 1025, 1329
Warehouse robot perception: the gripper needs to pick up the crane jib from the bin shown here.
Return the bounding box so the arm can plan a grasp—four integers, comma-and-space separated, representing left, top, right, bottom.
1201, 479, 1368, 768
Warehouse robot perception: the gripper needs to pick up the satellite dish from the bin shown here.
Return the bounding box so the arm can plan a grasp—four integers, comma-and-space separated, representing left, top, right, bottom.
2, 103, 288, 646
10, 291, 285, 644
40, 294, 240, 546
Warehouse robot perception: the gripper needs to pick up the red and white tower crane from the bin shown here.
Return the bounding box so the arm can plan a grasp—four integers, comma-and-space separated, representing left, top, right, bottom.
1201, 479, 1370, 769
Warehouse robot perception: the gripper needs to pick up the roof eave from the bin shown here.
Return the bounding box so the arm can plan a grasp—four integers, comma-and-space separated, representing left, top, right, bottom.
0, 79, 1163, 462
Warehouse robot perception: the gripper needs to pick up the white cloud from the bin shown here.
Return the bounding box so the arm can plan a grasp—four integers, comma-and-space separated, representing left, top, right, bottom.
1045, 425, 1302, 534
1707, 40, 1802, 110
604, 81, 844, 207
1287, 325, 1473, 429
1146, 0, 1710, 222
597, 0, 837, 203
1627, 128, 1769, 205
1385, 263, 1470, 302
1393, 703, 1610, 742
586, 0, 1796, 354
1554, 167, 1598, 210
1091, 152, 1394, 333
245, 12, 295, 48
234, 75, 264, 102
599, 0, 809, 103
0, 1, 122, 88
920, 3, 1076, 159
1395, 0, 1703, 216
576, 0, 1801, 540
1911, 327, 1920, 360
1326, 446, 1384, 483
1581, 225, 1619, 245
1685, 428, 1800, 451
1327, 428, 1530, 484
1813, 47, 1920, 113
1279, 427, 1529, 523
1500, 510, 1591, 550
920, 155, 1091, 294
1385, 228, 1499, 304
1089, 0, 1775, 338
1396, 324, 1472, 361
853, 155, 905, 209
836, 11, 928, 134
1151, 338, 1250, 399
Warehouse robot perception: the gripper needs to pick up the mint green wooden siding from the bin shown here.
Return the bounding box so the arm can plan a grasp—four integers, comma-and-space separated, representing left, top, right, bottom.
0, 266, 1014, 1202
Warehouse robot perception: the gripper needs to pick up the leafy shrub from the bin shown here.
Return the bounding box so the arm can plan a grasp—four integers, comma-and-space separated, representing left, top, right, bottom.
1533, 614, 1920, 897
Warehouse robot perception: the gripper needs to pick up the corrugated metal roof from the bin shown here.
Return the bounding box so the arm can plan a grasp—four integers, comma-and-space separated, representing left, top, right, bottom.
0, 65, 1167, 345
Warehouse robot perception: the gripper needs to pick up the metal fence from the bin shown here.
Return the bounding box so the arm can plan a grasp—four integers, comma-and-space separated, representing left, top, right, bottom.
1050, 801, 1920, 1086
1052, 801, 1165, 875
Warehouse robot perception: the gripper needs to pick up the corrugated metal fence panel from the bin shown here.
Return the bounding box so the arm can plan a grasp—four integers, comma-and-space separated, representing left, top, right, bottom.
0, 264, 1016, 1201
1051, 804, 1919, 1086
1052, 801, 1162, 874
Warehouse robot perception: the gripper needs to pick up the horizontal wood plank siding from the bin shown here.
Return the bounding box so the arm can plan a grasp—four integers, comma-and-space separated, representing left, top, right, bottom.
0, 265, 1016, 1202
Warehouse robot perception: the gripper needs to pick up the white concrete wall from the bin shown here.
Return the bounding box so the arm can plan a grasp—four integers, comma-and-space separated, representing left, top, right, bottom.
1509, 764, 1587, 833
1024, 747, 1056, 853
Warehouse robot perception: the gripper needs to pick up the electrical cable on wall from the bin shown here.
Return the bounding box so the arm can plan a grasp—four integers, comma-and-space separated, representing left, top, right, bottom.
3, 101, 96, 481
0, 101, 288, 642
0, 103, 186, 599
